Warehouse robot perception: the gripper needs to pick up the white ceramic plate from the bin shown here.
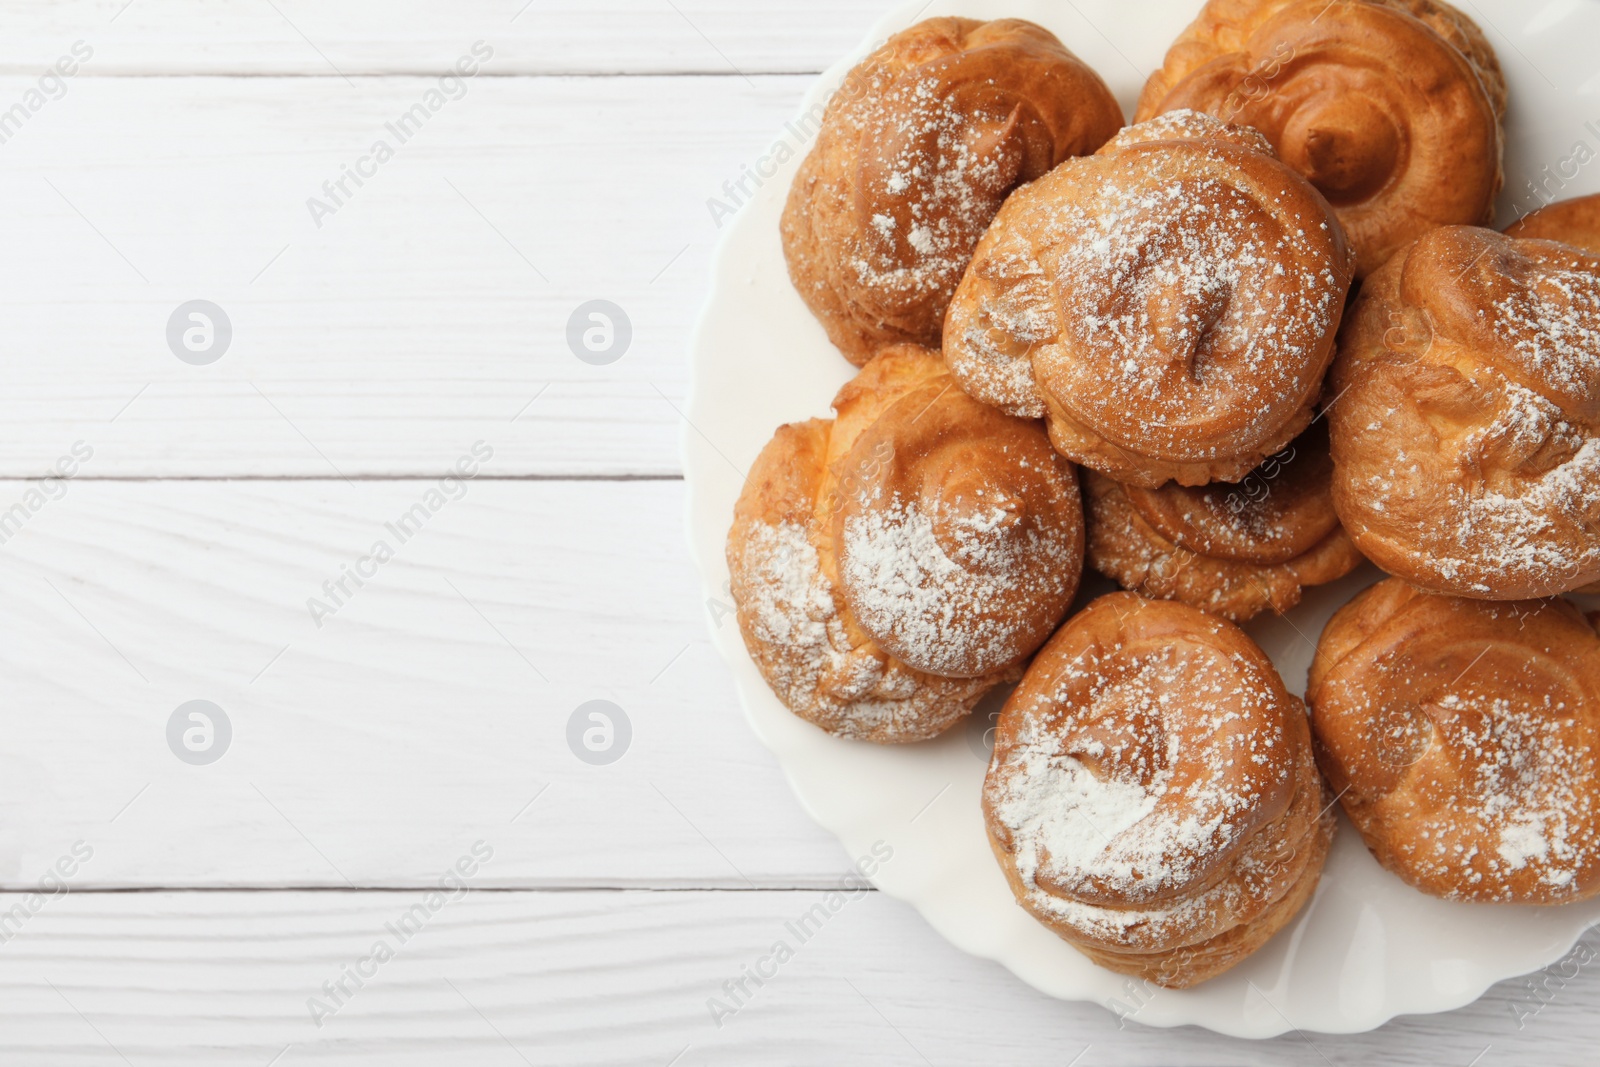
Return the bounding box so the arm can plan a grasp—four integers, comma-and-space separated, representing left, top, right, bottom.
684, 0, 1600, 1037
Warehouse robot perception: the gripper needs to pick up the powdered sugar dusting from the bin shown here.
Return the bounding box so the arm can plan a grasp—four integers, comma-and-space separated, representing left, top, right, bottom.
948, 114, 1348, 462
782, 21, 1120, 360
1034, 157, 1344, 454
733, 519, 993, 741
1486, 256, 1600, 404
839, 490, 1077, 677
987, 636, 1299, 940
947, 247, 1057, 417
1355, 375, 1600, 593
1335, 229, 1600, 596
1376, 681, 1599, 901
841, 69, 1032, 308
739, 522, 832, 648
1102, 108, 1274, 155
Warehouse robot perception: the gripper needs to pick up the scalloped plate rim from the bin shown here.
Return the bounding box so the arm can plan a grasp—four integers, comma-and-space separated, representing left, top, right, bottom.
681, 0, 1600, 1038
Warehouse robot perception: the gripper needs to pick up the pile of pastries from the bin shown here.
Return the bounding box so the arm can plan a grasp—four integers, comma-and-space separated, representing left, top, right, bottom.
726, 0, 1600, 988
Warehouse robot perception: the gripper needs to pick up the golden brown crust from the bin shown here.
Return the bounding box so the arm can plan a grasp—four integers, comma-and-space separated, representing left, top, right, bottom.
779, 17, 1123, 365
727, 345, 1085, 743
1505, 193, 1600, 257
1502, 199, 1600, 600
982, 593, 1330, 986
1067, 808, 1331, 986
1136, 0, 1506, 277
1507, 203, 1600, 601
944, 110, 1353, 486
1327, 226, 1600, 599
1085, 424, 1364, 621
1308, 578, 1600, 903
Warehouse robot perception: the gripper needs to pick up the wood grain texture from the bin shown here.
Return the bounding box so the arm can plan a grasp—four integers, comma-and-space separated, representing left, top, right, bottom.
0, 479, 854, 889
0, 0, 1593, 1055
2, 478, 1588, 1053
0, 71, 819, 477
0, 26, 1589, 481
0, 888, 1589, 1065
0, 0, 879, 76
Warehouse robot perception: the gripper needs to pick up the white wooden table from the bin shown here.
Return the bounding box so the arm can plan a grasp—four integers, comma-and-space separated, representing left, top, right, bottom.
0, 1, 1590, 1062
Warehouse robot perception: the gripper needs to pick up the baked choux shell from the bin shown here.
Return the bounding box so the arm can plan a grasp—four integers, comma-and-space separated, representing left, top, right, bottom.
1505, 192, 1600, 257
1123, 421, 1342, 566
831, 371, 1084, 678
1084, 422, 1364, 621
1328, 226, 1600, 599
1137, 0, 1505, 277
983, 593, 1329, 984
1309, 578, 1600, 903
944, 109, 1353, 486
726, 345, 1084, 743
780, 17, 1123, 365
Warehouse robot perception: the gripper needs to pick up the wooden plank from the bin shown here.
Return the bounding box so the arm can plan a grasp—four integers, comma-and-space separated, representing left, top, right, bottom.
0, 478, 856, 888
3, 34, 1592, 480
0, 1, 879, 76
0, 72, 812, 478
0, 887, 1582, 1064
6, 474, 1590, 1047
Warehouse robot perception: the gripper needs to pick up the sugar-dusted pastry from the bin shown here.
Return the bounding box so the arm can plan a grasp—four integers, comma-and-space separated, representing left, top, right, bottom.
1327, 226, 1600, 599
1506, 193, 1600, 256
780, 17, 1123, 366
1504, 197, 1600, 596
1308, 578, 1600, 903
1136, 0, 1506, 277
1084, 422, 1363, 621
944, 110, 1353, 487
727, 345, 1084, 743
983, 593, 1332, 986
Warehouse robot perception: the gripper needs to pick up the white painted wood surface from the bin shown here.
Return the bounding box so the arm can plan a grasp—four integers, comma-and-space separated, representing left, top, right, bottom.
0, 480, 853, 889
0, 1, 881, 76
0, 889, 1590, 1065
0, 71, 814, 477
0, 0, 1593, 1061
